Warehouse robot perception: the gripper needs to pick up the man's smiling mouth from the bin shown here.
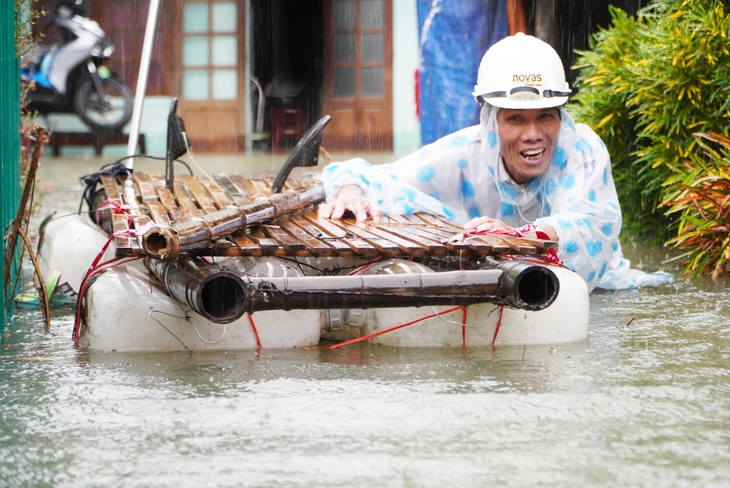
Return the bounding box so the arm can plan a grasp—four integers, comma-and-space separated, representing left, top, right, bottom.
520, 148, 545, 161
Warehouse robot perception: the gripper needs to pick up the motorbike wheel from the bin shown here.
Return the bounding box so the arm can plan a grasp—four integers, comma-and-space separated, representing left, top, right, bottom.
74, 75, 134, 133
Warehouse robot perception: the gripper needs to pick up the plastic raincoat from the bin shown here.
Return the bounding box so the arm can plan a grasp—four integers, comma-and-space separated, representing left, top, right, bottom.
320, 105, 673, 292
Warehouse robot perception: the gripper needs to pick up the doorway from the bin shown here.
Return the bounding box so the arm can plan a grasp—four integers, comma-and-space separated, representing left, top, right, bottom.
321, 0, 392, 151
250, 0, 324, 151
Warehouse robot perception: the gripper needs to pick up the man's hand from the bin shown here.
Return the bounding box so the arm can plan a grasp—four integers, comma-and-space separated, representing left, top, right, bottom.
464, 216, 516, 233
317, 184, 383, 221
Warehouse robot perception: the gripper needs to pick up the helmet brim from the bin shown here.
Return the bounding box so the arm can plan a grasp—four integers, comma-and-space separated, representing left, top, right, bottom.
480, 96, 569, 110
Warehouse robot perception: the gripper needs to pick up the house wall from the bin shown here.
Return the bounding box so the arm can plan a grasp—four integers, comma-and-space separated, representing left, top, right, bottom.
49, 0, 420, 158
35, 0, 172, 158
392, 0, 421, 155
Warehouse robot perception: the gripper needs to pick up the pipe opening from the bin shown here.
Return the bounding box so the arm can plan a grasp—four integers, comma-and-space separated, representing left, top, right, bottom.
200, 275, 246, 322
516, 267, 557, 307
145, 232, 168, 255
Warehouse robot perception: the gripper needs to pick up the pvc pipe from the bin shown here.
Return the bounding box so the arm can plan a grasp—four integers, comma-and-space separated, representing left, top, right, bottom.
231, 262, 559, 313
125, 0, 161, 167
146, 257, 560, 324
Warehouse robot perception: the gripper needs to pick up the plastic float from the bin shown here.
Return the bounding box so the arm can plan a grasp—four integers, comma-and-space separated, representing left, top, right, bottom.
35, 114, 589, 352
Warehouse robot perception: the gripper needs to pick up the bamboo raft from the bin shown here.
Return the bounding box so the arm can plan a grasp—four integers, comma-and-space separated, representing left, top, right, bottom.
35, 113, 589, 351
95, 172, 557, 261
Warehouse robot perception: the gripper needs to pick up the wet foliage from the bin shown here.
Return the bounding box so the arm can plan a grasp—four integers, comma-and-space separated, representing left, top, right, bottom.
570, 0, 730, 245
664, 132, 730, 278
16, 0, 48, 182
14, 0, 41, 59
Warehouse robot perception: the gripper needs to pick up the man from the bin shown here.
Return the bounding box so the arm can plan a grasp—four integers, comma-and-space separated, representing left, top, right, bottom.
318, 33, 672, 291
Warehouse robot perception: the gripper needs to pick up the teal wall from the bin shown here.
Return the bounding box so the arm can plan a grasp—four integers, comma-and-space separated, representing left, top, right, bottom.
392, 1, 421, 155
1, 1, 21, 328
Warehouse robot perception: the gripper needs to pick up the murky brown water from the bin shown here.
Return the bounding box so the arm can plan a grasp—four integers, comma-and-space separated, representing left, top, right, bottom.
2, 155, 729, 487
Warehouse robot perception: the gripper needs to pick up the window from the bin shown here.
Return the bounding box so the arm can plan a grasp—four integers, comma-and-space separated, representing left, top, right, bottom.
332, 0, 385, 99
183, 1, 238, 101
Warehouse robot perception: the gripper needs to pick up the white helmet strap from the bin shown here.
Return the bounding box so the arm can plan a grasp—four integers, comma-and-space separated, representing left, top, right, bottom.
477, 86, 572, 104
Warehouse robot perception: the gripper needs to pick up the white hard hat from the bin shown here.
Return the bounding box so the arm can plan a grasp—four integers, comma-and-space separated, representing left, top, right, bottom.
473, 33, 571, 109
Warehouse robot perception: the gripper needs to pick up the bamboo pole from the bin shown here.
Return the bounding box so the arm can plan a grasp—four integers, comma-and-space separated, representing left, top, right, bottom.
142, 184, 326, 261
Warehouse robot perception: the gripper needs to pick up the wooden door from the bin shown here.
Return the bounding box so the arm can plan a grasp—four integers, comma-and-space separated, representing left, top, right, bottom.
176, 0, 246, 152
322, 0, 392, 151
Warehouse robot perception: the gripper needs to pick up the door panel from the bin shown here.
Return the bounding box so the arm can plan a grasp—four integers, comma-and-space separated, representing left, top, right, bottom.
322, 0, 392, 151
176, 0, 246, 153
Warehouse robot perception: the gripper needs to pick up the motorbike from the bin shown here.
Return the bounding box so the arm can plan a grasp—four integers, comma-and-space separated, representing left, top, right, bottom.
22, 7, 133, 133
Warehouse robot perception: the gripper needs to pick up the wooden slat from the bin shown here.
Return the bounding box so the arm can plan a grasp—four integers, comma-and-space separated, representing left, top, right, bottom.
112, 213, 133, 255
333, 219, 402, 255
300, 211, 379, 257
519, 237, 558, 252
487, 235, 537, 254
278, 217, 336, 255
407, 215, 498, 254
179, 174, 218, 213
464, 234, 508, 253
287, 213, 354, 254
261, 176, 276, 189
412, 213, 548, 255
144, 201, 171, 226
261, 176, 298, 191
378, 215, 469, 255
368, 221, 446, 253
198, 176, 235, 208
173, 179, 204, 217
132, 173, 157, 202
228, 175, 253, 199
247, 227, 282, 254
231, 233, 263, 256
249, 178, 273, 196
233, 175, 263, 198
383, 214, 417, 225
347, 221, 428, 256
131, 174, 167, 223
149, 176, 185, 221
214, 175, 248, 205
99, 174, 123, 202
405, 219, 471, 251
130, 212, 151, 237
409, 213, 457, 229
262, 224, 308, 255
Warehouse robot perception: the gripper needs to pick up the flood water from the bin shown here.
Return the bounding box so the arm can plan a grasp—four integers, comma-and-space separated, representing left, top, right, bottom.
2, 155, 729, 487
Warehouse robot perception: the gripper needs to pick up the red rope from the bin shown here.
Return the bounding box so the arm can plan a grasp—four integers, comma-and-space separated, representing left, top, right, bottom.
73, 213, 158, 343
94, 198, 131, 223
87, 232, 116, 272
247, 314, 262, 348
491, 306, 505, 346
328, 305, 465, 349
73, 256, 143, 342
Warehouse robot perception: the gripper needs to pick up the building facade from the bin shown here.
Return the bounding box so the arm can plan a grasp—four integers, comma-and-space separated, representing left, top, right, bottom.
35, 0, 421, 155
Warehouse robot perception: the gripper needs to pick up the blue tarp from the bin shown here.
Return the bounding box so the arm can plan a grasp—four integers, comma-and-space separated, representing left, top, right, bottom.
417, 0, 509, 144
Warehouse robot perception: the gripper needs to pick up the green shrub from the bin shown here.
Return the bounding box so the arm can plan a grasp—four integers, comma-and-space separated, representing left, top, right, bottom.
570, 0, 730, 243
664, 132, 730, 278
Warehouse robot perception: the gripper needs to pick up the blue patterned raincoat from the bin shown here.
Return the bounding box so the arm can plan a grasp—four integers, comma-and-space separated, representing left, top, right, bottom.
321, 105, 673, 292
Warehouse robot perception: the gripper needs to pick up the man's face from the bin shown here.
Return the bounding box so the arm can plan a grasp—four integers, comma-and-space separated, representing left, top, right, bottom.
496, 108, 561, 184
